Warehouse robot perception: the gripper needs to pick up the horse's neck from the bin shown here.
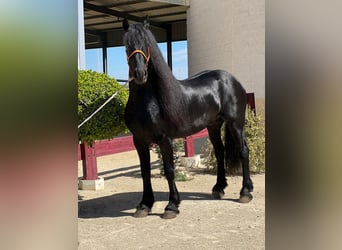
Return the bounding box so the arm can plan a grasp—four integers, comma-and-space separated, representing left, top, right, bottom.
147, 46, 186, 126
149, 42, 180, 103
150, 44, 174, 79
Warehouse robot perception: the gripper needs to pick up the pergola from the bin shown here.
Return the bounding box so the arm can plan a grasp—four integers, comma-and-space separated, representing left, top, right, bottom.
79, 0, 189, 74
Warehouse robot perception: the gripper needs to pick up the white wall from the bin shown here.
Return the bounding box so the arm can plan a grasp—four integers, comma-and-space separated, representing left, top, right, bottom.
187, 0, 265, 98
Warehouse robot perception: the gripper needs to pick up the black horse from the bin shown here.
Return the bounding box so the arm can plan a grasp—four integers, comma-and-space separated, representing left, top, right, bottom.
123, 18, 253, 219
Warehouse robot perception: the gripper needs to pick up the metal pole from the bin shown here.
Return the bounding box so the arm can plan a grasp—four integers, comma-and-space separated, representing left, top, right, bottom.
166, 24, 172, 70
102, 33, 108, 74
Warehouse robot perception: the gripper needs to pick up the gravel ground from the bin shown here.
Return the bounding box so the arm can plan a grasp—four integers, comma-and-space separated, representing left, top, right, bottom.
78, 150, 265, 250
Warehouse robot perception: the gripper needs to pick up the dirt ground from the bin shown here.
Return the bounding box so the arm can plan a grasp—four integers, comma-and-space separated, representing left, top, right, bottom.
78, 150, 265, 250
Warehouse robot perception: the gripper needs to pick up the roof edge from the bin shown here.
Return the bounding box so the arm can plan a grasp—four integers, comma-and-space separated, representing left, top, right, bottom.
147, 0, 190, 7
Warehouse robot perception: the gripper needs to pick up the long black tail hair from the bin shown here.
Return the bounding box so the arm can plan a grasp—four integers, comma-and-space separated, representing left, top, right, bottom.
224, 124, 240, 169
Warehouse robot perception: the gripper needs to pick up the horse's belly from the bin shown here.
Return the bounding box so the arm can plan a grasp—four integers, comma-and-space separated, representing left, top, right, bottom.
167, 114, 210, 138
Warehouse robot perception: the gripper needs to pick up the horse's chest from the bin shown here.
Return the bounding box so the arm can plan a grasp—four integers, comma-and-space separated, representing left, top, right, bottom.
125, 97, 161, 132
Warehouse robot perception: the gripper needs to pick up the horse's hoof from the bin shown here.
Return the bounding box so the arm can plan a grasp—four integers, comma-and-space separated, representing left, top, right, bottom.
212, 190, 224, 199
133, 205, 151, 218
239, 194, 253, 203
162, 210, 179, 219
133, 208, 149, 218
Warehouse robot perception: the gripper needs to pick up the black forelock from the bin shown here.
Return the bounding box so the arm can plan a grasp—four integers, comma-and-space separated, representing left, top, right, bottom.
123, 21, 167, 74
123, 23, 157, 51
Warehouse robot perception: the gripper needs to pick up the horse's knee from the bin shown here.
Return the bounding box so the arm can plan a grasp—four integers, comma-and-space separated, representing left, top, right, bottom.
240, 145, 249, 159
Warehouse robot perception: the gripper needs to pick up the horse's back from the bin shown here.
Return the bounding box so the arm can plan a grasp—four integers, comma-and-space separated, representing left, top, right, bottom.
183, 70, 244, 91
182, 69, 246, 102
181, 70, 247, 123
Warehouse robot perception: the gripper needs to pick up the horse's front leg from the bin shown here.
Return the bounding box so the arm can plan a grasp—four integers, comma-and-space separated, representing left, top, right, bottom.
133, 136, 154, 218
159, 135, 180, 219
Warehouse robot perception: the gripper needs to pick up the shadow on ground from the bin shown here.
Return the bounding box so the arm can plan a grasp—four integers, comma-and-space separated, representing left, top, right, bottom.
78, 191, 240, 219
92, 160, 161, 180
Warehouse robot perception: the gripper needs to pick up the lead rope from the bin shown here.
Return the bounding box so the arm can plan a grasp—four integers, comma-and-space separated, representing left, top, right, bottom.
78, 81, 129, 129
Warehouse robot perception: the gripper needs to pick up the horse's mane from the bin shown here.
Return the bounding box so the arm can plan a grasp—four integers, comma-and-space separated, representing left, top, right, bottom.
124, 23, 185, 127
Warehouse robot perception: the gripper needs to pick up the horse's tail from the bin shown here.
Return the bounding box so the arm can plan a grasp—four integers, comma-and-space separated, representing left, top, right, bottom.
224, 123, 241, 173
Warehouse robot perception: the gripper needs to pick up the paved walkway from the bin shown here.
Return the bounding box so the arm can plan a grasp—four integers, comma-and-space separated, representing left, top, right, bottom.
78, 150, 265, 249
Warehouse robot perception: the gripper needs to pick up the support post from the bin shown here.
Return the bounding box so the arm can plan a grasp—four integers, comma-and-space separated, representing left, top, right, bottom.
79, 142, 104, 190
183, 136, 201, 168
184, 136, 195, 157
101, 33, 108, 74
166, 24, 172, 70
80, 142, 98, 180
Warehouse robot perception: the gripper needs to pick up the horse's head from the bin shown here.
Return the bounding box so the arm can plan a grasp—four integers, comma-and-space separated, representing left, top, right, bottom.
123, 18, 151, 85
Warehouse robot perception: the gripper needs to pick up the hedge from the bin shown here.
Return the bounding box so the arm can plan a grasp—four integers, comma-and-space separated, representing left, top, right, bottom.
78, 70, 129, 145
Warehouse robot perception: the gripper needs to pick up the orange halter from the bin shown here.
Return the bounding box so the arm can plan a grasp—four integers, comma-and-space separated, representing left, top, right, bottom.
127, 47, 151, 63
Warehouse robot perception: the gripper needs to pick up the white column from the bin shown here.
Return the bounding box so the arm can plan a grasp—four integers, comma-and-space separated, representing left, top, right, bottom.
78, 0, 86, 69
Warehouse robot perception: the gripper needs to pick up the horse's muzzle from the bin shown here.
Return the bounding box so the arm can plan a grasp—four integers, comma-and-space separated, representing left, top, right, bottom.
134, 69, 148, 84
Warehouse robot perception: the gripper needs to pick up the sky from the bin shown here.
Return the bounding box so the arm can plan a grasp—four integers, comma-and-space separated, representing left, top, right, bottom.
85, 40, 188, 82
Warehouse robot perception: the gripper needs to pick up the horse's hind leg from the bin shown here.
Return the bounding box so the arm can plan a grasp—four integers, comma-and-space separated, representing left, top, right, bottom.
133, 136, 154, 217
207, 119, 227, 199
228, 122, 254, 203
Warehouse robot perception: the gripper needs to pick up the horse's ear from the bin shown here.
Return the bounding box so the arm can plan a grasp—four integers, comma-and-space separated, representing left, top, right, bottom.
123, 18, 129, 31
143, 16, 150, 29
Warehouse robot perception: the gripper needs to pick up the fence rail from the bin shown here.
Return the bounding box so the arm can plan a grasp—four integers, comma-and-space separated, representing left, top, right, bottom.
78, 93, 255, 180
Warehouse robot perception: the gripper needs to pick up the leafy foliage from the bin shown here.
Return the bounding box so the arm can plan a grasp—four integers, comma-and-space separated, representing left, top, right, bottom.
202, 107, 265, 174
78, 70, 129, 145
174, 171, 192, 182
244, 108, 265, 173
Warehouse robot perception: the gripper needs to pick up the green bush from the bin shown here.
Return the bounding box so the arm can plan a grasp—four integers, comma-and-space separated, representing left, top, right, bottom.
78, 70, 129, 145
202, 107, 265, 174
244, 108, 265, 173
